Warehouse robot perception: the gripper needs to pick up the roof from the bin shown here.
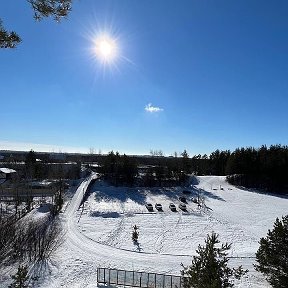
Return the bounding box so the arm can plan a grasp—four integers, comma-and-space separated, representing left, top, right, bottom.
0, 168, 16, 174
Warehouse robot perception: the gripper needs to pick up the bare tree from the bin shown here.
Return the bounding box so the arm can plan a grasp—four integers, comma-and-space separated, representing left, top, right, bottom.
0, 213, 63, 266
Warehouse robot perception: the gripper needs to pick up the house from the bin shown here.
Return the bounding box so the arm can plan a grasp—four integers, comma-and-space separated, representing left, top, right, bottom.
0, 167, 16, 185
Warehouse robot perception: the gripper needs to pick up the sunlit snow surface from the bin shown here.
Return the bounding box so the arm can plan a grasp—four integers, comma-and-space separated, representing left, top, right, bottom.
4, 175, 288, 287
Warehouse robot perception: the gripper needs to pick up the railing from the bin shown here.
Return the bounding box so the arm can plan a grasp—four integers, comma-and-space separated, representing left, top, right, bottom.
97, 268, 183, 288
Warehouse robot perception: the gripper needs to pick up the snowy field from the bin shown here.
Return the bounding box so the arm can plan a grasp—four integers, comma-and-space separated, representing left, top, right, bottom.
2, 175, 287, 287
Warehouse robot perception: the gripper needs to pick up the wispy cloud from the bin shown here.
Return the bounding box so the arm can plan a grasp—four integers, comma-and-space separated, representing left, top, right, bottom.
145, 103, 164, 113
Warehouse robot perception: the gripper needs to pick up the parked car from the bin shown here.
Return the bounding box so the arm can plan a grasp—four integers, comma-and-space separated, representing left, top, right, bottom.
145, 203, 153, 211
169, 203, 177, 211
192, 197, 198, 204
179, 203, 187, 211
179, 196, 187, 203
155, 203, 163, 211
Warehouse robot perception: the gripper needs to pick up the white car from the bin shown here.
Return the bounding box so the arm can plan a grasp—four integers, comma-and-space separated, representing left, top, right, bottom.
169, 203, 177, 211
179, 203, 187, 211
155, 203, 163, 211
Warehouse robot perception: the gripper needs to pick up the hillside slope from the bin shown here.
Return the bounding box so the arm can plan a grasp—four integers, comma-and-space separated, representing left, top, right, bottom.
38, 175, 288, 288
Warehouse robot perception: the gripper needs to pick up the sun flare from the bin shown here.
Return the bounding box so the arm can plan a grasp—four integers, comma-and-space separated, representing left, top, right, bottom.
86, 23, 133, 75
94, 35, 118, 63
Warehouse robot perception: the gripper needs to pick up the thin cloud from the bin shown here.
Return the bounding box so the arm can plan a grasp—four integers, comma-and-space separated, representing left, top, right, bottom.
145, 103, 163, 113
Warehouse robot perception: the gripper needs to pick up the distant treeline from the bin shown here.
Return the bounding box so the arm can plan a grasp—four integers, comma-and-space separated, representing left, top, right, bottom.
1, 145, 287, 193
162, 144, 287, 194
98, 151, 189, 187
97, 145, 288, 193
2, 150, 81, 180
225, 145, 288, 194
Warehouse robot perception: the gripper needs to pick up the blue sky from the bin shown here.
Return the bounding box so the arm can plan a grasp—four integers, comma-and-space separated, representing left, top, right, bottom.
1, 0, 288, 155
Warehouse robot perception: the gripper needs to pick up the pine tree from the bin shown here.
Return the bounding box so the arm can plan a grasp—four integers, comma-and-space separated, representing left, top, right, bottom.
9, 265, 29, 288
255, 215, 288, 288
0, 20, 21, 48
181, 232, 247, 288
1, 0, 72, 48
181, 150, 191, 173
25, 150, 37, 179
132, 225, 139, 243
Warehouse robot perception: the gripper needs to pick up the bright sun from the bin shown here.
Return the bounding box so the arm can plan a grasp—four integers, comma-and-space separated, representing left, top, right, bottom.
94, 35, 118, 63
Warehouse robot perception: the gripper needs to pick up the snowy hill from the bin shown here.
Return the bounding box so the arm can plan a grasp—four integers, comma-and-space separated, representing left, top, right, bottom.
35, 176, 288, 287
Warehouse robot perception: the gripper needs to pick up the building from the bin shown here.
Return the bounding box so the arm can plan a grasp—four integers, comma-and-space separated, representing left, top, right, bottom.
0, 167, 16, 185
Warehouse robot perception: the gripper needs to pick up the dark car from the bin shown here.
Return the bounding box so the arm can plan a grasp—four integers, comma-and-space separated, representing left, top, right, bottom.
169, 203, 177, 211
145, 203, 153, 211
179, 196, 187, 203
179, 203, 187, 211
192, 197, 198, 204
155, 203, 163, 211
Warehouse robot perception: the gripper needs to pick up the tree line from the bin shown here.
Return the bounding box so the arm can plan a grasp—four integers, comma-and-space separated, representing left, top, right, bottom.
225, 145, 288, 194
98, 145, 287, 194
98, 150, 191, 187
2, 145, 287, 193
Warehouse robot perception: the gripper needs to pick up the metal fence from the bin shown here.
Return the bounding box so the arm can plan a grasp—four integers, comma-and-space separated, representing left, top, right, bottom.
97, 268, 183, 288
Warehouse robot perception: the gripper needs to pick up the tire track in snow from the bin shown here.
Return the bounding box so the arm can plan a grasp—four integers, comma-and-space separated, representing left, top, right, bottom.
154, 212, 165, 253
102, 215, 125, 246
204, 209, 258, 258
154, 211, 182, 253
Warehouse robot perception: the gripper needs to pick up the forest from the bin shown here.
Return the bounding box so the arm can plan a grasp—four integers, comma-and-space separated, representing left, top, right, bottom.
1, 144, 287, 194
97, 145, 287, 194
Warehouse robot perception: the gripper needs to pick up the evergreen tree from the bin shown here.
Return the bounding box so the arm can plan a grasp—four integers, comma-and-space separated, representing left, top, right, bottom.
121, 154, 138, 185
1, 0, 72, 48
28, 0, 72, 21
54, 190, 64, 214
255, 215, 288, 288
102, 152, 137, 186
181, 232, 247, 288
9, 265, 29, 288
132, 225, 139, 243
0, 20, 21, 48
25, 150, 37, 179
210, 150, 231, 175
181, 150, 191, 173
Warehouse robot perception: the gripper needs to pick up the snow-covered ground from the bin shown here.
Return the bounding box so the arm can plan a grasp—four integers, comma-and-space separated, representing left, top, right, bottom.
2, 174, 287, 287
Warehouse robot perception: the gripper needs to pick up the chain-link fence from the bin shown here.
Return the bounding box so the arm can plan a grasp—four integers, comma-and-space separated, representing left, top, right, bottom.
97, 268, 183, 288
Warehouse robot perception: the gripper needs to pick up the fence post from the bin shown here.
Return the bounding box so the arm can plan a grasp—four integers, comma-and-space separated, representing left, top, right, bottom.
109, 269, 111, 285
148, 273, 150, 288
